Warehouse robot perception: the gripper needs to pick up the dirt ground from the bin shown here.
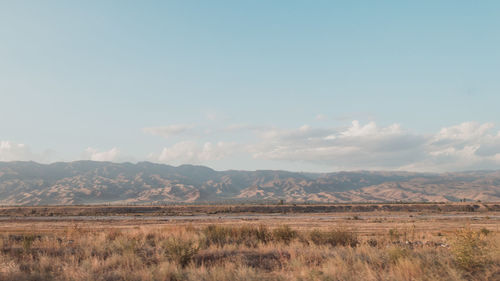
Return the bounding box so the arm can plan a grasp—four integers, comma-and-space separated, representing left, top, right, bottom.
1, 207, 498, 237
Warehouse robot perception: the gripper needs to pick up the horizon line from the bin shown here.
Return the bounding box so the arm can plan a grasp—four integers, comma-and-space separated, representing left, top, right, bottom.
1, 160, 499, 175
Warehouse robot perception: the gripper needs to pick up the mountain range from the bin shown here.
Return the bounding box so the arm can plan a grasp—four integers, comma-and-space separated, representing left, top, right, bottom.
0, 161, 499, 205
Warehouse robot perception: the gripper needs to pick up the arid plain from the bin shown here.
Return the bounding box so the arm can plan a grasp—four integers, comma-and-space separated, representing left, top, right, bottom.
0, 203, 499, 280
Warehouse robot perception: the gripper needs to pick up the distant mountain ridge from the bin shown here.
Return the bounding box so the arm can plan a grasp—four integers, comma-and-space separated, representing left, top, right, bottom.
0, 161, 499, 205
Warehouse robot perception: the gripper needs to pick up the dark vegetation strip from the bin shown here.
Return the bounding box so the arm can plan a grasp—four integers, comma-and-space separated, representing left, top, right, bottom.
0, 203, 498, 217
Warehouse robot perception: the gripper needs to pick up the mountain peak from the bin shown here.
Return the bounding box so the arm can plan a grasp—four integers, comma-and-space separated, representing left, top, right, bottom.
0, 161, 499, 205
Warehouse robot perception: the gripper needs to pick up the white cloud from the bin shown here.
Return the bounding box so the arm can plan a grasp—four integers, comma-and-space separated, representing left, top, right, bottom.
0, 141, 34, 161
3, 121, 500, 172
83, 147, 120, 162
143, 124, 193, 138
250, 121, 500, 172
432, 122, 494, 143
341, 120, 378, 137
0, 141, 53, 162
152, 141, 236, 165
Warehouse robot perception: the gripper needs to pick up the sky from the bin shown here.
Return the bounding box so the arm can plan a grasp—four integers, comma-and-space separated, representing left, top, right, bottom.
1, 1, 500, 172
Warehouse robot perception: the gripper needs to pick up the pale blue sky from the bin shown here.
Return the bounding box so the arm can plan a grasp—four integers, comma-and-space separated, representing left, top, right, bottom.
1, 1, 500, 172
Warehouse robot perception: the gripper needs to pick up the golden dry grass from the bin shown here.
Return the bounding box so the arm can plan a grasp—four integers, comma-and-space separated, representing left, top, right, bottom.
0, 220, 499, 281
0, 206, 498, 280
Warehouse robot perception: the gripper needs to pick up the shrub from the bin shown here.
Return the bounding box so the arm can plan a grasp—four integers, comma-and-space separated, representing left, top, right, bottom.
22, 235, 35, 252
479, 228, 491, 236
202, 224, 271, 247
367, 238, 378, 247
255, 224, 272, 244
163, 237, 199, 268
450, 228, 488, 272
203, 225, 231, 247
272, 225, 297, 245
309, 229, 358, 247
239, 224, 271, 246
106, 229, 123, 241
389, 229, 401, 241
387, 246, 409, 263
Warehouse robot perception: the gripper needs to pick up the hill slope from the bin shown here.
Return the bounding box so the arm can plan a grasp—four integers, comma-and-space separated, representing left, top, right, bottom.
0, 161, 499, 205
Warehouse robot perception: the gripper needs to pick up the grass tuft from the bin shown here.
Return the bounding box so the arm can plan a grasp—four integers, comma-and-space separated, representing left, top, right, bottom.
309, 229, 358, 247
163, 237, 199, 268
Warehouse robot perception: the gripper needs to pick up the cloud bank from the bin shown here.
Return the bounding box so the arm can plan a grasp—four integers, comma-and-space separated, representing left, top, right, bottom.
150, 141, 237, 165
0, 141, 53, 162
249, 121, 500, 172
83, 147, 120, 162
3, 121, 500, 172
0, 141, 35, 161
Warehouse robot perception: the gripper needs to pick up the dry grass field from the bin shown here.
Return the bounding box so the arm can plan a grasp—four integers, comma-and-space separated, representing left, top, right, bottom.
0, 205, 499, 281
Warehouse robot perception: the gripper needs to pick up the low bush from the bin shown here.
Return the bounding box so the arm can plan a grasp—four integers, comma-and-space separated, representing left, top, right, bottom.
388, 229, 401, 241
163, 237, 199, 267
272, 225, 297, 245
479, 228, 491, 236
202, 225, 231, 247
387, 246, 409, 263
202, 224, 271, 247
22, 235, 35, 252
450, 228, 489, 272
309, 229, 358, 247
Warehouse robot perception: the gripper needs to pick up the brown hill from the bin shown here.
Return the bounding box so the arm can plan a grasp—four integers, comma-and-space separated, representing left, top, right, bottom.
0, 161, 499, 205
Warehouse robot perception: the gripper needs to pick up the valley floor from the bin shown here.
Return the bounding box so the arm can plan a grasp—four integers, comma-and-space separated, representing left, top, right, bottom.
0, 205, 499, 280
